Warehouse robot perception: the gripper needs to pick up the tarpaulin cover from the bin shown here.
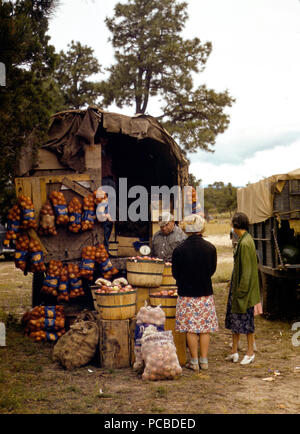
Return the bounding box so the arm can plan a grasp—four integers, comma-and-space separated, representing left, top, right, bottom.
237, 168, 300, 224
41, 106, 188, 179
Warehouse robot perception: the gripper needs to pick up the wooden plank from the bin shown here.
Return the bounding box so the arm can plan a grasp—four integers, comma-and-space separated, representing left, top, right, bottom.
36, 149, 64, 170
15, 178, 24, 198
23, 178, 32, 198
40, 178, 47, 206
43, 173, 91, 184
84, 143, 102, 190
31, 177, 43, 222
164, 317, 187, 366
98, 319, 130, 369
129, 318, 136, 367
61, 177, 92, 198
85, 144, 101, 170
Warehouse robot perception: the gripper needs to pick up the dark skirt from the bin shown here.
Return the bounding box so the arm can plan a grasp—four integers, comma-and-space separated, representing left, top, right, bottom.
225, 281, 255, 334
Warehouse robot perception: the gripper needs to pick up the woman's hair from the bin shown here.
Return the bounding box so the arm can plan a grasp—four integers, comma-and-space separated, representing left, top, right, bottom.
231, 212, 249, 231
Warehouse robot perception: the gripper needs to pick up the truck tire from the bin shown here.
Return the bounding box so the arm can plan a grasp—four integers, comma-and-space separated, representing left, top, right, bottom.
259, 271, 280, 319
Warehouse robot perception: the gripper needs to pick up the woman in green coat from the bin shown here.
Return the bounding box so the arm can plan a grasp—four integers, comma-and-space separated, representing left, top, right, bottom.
225, 212, 261, 365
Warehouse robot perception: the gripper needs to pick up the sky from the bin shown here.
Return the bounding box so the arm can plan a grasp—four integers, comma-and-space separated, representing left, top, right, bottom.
48, 0, 300, 187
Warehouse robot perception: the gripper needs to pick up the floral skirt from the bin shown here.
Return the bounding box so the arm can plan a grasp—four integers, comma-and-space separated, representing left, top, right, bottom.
225, 283, 255, 334
175, 295, 219, 333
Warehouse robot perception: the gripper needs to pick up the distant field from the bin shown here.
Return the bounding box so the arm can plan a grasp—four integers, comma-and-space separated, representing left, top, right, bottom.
205, 220, 231, 236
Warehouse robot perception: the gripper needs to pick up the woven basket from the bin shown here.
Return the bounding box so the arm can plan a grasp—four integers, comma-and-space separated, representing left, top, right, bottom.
126, 259, 164, 288
95, 290, 136, 320
149, 294, 177, 319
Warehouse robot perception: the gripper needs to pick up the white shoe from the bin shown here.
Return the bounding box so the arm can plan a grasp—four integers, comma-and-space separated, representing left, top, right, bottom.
225, 352, 239, 363
240, 354, 255, 365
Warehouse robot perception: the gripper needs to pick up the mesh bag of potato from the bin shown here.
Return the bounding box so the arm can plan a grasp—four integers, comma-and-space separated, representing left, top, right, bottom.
133, 304, 165, 371
38, 201, 57, 236
141, 326, 182, 381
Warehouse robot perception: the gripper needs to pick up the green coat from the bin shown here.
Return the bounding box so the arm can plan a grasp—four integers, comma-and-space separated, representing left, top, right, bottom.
231, 232, 261, 314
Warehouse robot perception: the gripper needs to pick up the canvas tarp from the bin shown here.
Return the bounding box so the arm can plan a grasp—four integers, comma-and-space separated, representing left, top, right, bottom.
41, 106, 188, 178
237, 168, 300, 224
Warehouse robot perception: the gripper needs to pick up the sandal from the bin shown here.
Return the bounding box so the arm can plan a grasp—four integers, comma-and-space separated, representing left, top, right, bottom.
185, 361, 200, 372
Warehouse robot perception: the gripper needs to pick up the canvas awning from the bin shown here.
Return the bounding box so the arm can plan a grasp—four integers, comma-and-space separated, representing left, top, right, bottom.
237, 168, 300, 224
41, 106, 189, 184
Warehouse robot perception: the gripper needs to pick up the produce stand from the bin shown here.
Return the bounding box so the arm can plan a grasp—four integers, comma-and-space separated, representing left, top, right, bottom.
7, 106, 189, 370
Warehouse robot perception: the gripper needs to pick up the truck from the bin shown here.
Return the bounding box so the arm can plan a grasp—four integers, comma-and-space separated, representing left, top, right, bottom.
14, 106, 189, 311
237, 169, 300, 319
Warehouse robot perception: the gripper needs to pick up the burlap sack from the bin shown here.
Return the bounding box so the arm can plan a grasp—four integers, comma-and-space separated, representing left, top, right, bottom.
52, 320, 99, 370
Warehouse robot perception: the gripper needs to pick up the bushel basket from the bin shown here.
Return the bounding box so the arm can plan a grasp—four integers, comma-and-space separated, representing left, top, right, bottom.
126, 258, 164, 288
95, 290, 137, 320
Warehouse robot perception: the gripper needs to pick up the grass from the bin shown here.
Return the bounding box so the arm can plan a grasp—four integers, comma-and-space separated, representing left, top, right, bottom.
212, 262, 232, 284
3, 219, 299, 414
205, 221, 231, 236
0, 260, 32, 319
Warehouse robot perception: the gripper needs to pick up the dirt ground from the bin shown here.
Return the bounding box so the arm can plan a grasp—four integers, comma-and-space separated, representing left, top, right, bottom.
0, 234, 300, 415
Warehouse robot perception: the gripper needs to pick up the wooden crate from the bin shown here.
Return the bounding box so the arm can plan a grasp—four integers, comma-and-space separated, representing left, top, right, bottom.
164, 318, 187, 366
15, 174, 104, 262
98, 318, 135, 369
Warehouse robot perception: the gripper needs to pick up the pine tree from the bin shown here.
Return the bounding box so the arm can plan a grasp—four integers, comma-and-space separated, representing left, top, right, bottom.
0, 0, 62, 220
54, 40, 103, 109
101, 0, 235, 153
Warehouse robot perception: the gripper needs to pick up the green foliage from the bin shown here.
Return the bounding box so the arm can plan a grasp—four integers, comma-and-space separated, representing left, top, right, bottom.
102, 0, 234, 152
54, 40, 103, 109
204, 182, 237, 214
0, 0, 62, 220
188, 173, 202, 189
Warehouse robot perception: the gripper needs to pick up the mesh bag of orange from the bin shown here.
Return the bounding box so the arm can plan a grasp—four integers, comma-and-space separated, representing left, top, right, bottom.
68, 263, 85, 298
4, 204, 21, 247
68, 197, 82, 233
57, 266, 70, 302
95, 243, 118, 279
80, 246, 96, 281
22, 305, 65, 342
14, 233, 30, 272
29, 239, 46, 273
81, 194, 96, 231
18, 195, 37, 230
49, 191, 69, 226
41, 260, 63, 297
